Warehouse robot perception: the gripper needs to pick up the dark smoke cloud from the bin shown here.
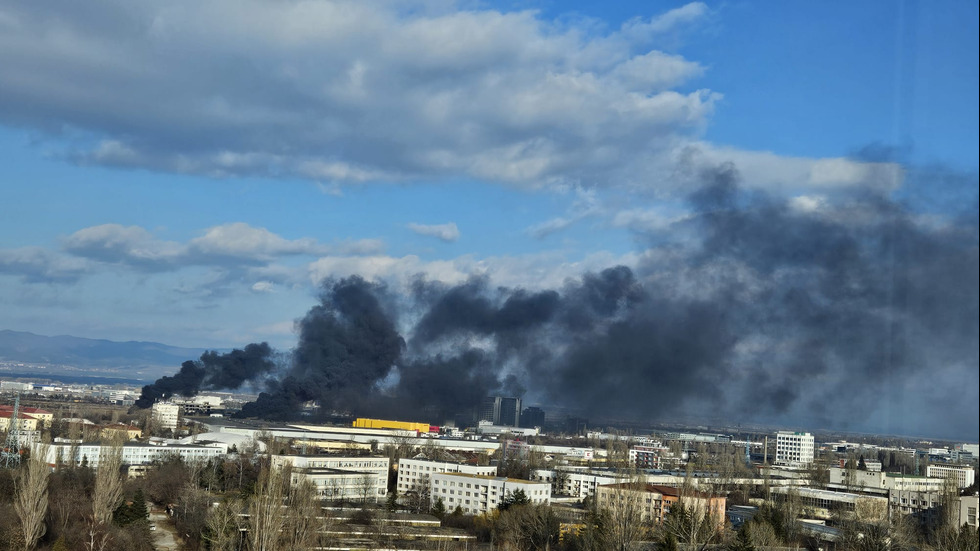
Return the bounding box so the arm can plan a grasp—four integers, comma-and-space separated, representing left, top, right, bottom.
139, 163, 978, 438
634, 163, 978, 436
240, 276, 404, 418
135, 342, 275, 408
410, 278, 561, 346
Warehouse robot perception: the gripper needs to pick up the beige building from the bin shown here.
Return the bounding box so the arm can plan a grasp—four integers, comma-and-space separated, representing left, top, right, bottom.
151, 402, 181, 431
596, 483, 727, 528
0, 411, 39, 432
101, 423, 143, 441
0, 406, 53, 428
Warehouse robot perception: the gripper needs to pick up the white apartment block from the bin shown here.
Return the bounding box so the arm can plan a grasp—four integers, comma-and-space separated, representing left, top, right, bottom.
775, 431, 815, 466
39, 441, 225, 468
397, 458, 497, 495
151, 402, 181, 431
531, 469, 627, 499
926, 465, 976, 489
430, 472, 550, 515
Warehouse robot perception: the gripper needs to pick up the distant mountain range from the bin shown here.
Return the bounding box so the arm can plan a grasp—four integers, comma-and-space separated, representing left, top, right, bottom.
0, 330, 210, 381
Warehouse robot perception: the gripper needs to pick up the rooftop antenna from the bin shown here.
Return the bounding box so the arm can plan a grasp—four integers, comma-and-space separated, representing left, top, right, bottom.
2, 393, 23, 468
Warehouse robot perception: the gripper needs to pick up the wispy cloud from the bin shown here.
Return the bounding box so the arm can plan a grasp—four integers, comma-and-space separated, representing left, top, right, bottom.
407, 222, 460, 242
0, 247, 92, 283
525, 187, 602, 238
62, 223, 330, 269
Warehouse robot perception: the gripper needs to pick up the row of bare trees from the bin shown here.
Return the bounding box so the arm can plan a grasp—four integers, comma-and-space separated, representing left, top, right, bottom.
2, 440, 142, 551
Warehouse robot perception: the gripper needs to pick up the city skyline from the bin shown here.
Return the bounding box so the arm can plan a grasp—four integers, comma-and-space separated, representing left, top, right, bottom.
1, 1, 977, 439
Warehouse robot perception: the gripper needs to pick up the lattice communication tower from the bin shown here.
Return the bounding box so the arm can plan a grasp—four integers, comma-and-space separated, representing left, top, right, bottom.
1, 393, 22, 468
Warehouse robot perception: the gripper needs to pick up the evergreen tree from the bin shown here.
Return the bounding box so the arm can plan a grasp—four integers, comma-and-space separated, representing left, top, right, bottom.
113, 489, 149, 526
431, 496, 446, 519
131, 488, 149, 524
728, 525, 756, 551
660, 531, 679, 551
498, 489, 531, 511
385, 487, 399, 512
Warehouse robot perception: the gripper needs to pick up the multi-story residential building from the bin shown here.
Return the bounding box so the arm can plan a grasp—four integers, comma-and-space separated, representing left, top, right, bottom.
630, 444, 670, 469
151, 402, 181, 431
397, 457, 497, 496
595, 483, 727, 528
775, 431, 815, 466
430, 472, 550, 515
0, 410, 41, 445
0, 411, 38, 432
532, 468, 627, 499
0, 405, 53, 428
926, 465, 976, 489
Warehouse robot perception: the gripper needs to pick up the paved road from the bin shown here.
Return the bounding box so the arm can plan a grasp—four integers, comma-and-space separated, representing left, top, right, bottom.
148, 508, 181, 551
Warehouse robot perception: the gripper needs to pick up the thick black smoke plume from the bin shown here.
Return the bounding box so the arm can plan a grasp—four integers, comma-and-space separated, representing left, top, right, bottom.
140, 163, 978, 438
135, 342, 275, 408
239, 277, 404, 418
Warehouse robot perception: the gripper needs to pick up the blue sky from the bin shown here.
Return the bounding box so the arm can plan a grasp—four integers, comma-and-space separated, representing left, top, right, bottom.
1, 0, 976, 349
